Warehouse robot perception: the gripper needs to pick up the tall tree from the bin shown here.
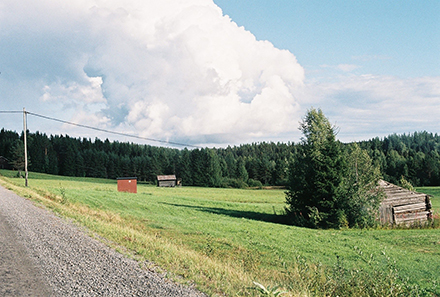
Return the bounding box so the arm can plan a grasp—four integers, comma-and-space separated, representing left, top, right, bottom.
339, 143, 383, 228
178, 148, 193, 186
286, 109, 384, 228
236, 157, 248, 182
190, 149, 205, 186
0, 129, 19, 161
204, 148, 222, 187
286, 108, 346, 228
9, 139, 30, 176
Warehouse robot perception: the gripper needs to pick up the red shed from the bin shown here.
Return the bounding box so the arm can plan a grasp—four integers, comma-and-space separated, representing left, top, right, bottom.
117, 177, 137, 193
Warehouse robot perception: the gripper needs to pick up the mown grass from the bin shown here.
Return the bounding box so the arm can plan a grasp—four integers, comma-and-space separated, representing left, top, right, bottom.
1, 170, 439, 296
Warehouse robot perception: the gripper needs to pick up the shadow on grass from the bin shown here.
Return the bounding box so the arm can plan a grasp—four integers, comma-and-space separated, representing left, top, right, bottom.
161, 202, 291, 225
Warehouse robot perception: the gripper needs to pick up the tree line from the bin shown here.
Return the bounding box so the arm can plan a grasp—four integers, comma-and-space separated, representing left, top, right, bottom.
0, 128, 295, 187
0, 127, 440, 188
358, 131, 440, 186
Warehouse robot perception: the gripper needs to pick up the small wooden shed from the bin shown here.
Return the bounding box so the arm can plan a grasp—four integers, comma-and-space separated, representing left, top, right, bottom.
157, 175, 177, 187
117, 177, 137, 193
378, 180, 432, 225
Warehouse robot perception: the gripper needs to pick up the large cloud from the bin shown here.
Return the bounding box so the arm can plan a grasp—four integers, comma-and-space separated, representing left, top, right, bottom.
299, 73, 440, 142
0, 0, 305, 145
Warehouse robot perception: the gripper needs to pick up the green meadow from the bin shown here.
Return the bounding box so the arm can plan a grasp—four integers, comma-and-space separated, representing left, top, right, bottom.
418, 187, 440, 215
1, 170, 439, 296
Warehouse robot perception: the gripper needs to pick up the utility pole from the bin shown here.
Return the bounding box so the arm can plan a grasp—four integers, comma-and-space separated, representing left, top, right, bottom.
23, 107, 28, 187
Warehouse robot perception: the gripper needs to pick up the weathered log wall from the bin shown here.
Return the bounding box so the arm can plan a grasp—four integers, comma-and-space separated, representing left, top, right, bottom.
378, 180, 432, 225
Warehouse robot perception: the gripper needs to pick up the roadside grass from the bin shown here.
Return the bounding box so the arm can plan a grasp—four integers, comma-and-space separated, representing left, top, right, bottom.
1, 170, 439, 296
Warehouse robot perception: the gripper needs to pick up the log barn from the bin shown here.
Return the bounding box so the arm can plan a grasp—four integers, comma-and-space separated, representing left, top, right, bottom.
157, 175, 178, 187
378, 180, 432, 225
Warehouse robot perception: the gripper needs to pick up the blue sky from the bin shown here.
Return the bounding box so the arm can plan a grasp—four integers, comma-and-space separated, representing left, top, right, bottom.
0, 0, 439, 147
213, 0, 440, 142
214, 0, 440, 78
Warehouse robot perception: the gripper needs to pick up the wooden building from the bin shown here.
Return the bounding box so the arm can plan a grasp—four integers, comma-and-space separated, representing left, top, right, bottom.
157, 175, 178, 187
117, 177, 137, 193
378, 180, 432, 225
0, 156, 11, 170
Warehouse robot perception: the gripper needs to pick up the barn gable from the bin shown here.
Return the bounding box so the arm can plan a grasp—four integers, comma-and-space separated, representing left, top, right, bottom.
378, 180, 432, 225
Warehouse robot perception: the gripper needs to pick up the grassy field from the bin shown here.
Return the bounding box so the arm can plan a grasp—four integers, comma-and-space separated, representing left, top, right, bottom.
418, 187, 440, 216
1, 170, 439, 296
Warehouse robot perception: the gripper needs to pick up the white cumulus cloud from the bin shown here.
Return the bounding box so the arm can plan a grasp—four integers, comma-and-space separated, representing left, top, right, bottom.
0, 0, 305, 145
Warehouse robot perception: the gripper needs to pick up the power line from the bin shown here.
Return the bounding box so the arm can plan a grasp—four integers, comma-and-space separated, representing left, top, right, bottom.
27, 111, 200, 148
1, 110, 200, 148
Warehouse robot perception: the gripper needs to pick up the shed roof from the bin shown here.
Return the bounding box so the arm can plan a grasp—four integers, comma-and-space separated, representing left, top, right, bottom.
157, 175, 176, 181
378, 179, 428, 207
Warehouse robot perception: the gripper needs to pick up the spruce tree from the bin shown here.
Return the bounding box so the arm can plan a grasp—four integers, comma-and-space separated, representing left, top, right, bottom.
286, 109, 382, 228
286, 108, 345, 228
178, 148, 193, 186
10, 139, 30, 177
236, 157, 248, 182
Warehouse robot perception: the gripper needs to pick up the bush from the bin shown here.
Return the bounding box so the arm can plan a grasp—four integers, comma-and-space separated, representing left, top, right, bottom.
247, 178, 263, 188
221, 177, 248, 189
399, 176, 415, 191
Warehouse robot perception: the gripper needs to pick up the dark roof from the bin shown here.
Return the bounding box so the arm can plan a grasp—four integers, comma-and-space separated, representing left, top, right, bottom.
157, 175, 176, 181
117, 177, 137, 180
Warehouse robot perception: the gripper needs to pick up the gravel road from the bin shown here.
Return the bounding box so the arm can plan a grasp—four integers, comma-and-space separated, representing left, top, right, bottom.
0, 185, 207, 296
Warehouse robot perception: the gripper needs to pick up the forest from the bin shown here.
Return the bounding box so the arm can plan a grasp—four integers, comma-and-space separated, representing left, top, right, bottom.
1, 128, 440, 188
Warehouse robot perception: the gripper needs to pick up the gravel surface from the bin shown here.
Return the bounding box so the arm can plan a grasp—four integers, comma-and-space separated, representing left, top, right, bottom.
0, 185, 207, 296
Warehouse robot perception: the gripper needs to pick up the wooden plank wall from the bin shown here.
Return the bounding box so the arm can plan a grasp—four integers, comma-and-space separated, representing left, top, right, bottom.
379, 206, 393, 225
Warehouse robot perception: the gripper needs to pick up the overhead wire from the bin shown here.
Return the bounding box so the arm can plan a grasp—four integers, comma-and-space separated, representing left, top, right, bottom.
0, 111, 22, 114
0, 110, 200, 148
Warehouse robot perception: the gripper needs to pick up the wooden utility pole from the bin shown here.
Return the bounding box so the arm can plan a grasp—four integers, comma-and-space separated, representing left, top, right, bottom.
23, 107, 28, 187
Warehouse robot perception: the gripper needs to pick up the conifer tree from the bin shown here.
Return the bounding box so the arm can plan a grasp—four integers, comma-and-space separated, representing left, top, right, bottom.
10, 139, 30, 177
286, 108, 345, 228
286, 108, 382, 228
178, 148, 193, 185
236, 157, 248, 182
